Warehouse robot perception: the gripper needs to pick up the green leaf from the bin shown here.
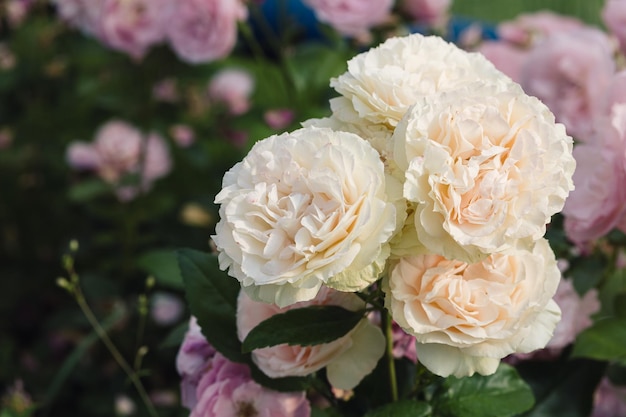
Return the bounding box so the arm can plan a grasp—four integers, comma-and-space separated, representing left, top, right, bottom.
136, 249, 183, 290
241, 305, 364, 353
572, 318, 626, 364
364, 400, 432, 417
435, 363, 534, 417
517, 357, 605, 417
159, 320, 189, 349
177, 248, 245, 362
67, 179, 111, 202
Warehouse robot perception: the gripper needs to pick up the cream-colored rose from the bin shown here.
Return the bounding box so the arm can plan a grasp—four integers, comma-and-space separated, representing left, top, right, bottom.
329, 33, 516, 132
213, 127, 397, 307
237, 288, 385, 390
384, 238, 562, 378
393, 82, 575, 262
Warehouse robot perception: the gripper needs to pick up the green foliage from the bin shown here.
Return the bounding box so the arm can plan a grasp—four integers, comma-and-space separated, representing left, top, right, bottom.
363, 400, 432, 417
572, 318, 626, 364
242, 306, 364, 352
177, 248, 244, 362
435, 364, 534, 417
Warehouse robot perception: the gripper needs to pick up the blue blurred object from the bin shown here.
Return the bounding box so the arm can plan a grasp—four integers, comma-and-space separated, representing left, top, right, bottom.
256, 0, 323, 41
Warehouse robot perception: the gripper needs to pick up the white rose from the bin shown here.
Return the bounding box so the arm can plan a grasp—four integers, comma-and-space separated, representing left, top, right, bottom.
329, 33, 516, 131
393, 83, 575, 262
213, 127, 397, 307
237, 287, 385, 390
384, 238, 562, 378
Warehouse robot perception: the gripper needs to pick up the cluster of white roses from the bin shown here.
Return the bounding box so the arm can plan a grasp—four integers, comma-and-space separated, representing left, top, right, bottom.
213, 33, 576, 381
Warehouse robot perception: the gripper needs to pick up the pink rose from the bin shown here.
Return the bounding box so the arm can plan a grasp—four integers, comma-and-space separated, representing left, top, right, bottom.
401, 0, 451, 27
192, 354, 310, 417
166, 0, 247, 64
207, 68, 254, 115
98, 0, 169, 60
264, 109, 295, 130
176, 317, 311, 417
497, 11, 585, 46
592, 377, 626, 417
66, 120, 172, 201
392, 324, 417, 363
520, 27, 615, 140
237, 287, 385, 390
476, 40, 528, 83
599, 71, 626, 119
52, 0, 103, 35
150, 292, 184, 326
169, 124, 196, 148
548, 279, 599, 350
602, 0, 626, 55
176, 317, 216, 409
302, 0, 393, 37
563, 104, 626, 245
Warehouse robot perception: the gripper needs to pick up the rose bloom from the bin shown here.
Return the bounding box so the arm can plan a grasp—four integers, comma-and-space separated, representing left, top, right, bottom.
193, 353, 310, 417
176, 317, 310, 417
520, 27, 615, 140
392, 83, 575, 263
328, 34, 516, 157
475, 40, 529, 83
599, 71, 626, 119
52, 0, 103, 35
66, 120, 172, 201
166, 0, 247, 64
302, 0, 393, 38
207, 68, 255, 116
497, 11, 585, 46
401, 0, 451, 27
213, 127, 397, 307
385, 238, 562, 378
563, 103, 626, 246
237, 287, 385, 389
98, 0, 169, 60
602, 0, 626, 56
591, 377, 626, 417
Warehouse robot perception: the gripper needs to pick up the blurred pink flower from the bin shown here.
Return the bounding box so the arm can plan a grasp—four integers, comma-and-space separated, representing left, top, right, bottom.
152, 78, 180, 103
0, 42, 16, 70
51, 0, 103, 36
547, 279, 599, 350
66, 120, 172, 201
520, 27, 615, 140
591, 377, 626, 417
150, 292, 184, 326
401, 0, 451, 27
476, 40, 528, 83
497, 11, 585, 46
602, 0, 626, 55
98, 0, 169, 60
170, 124, 196, 147
302, 0, 393, 37
176, 317, 217, 409
600, 71, 626, 119
563, 104, 626, 245
208, 68, 254, 115
176, 317, 310, 417
392, 324, 417, 363
166, 0, 247, 64
0, 128, 14, 150
5, 0, 34, 28
264, 108, 295, 130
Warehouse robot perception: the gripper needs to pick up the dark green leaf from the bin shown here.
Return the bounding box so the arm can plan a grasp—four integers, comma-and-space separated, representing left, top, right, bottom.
242, 305, 363, 353
364, 400, 432, 417
177, 248, 245, 362
159, 321, 189, 349
136, 249, 183, 290
517, 357, 605, 417
572, 318, 626, 364
435, 363, 534, 417
67, 179, 111, 202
